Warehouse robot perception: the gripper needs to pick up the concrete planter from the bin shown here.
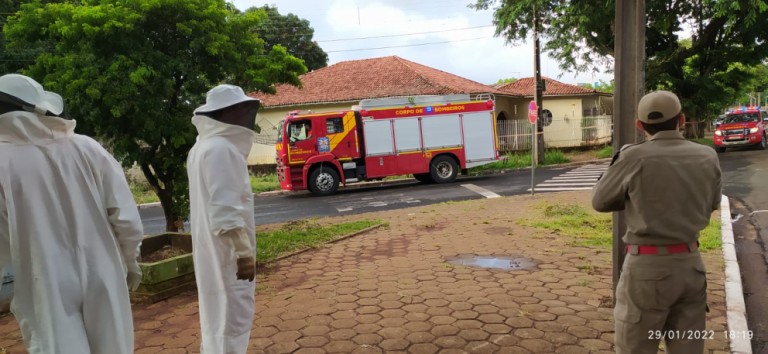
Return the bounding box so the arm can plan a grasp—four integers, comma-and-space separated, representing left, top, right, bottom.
130, 232, 196, 304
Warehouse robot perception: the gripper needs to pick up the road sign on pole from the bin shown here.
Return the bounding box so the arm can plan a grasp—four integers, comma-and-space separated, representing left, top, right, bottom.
528, 100, 538, 195
528, 100, 538, 124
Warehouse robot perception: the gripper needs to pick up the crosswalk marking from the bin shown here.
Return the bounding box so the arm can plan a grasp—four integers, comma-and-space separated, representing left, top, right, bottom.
528, 163, 608, 192
461, 184, 501, 198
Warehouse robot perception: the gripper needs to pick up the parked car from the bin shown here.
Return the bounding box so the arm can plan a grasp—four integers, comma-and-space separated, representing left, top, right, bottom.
713, 108, 768, 153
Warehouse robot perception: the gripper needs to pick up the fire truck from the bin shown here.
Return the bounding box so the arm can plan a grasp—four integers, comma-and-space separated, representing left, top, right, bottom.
713, 106, 768, 153
275, 94, 499, 195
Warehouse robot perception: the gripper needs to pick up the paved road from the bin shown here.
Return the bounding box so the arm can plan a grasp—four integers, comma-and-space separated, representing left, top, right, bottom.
139, 162, 609, 235
719, 145, 768, 353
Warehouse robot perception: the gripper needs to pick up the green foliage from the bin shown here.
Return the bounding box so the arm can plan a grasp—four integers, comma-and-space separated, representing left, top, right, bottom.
256, 219, 383, 263
247, 5, 328, 71
494, 77, 517, 86
5, 0, 306, 230
580, 79, 615, 94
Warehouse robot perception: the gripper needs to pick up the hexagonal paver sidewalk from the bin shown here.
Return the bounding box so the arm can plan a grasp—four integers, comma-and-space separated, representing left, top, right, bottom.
0, 191, 731, 353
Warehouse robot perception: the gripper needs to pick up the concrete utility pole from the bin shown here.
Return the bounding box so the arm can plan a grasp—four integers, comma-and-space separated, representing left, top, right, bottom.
533, 5, 545, 164
612, 0, 645, 296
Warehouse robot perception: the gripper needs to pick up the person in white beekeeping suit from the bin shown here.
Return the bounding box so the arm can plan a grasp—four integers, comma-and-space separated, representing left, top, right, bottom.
187, 84, 259, 353
0, 74, 144, 353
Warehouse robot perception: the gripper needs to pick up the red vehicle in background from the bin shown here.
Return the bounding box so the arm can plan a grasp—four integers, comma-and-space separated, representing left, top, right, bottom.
274, 94, 500, 195
713, 107, 768, 153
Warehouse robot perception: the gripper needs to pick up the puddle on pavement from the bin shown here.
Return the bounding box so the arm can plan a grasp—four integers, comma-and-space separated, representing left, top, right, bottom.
446, 255, 536, 270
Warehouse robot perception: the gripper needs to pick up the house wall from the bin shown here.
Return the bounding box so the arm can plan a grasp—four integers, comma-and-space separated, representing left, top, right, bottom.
495, 95, 613, 151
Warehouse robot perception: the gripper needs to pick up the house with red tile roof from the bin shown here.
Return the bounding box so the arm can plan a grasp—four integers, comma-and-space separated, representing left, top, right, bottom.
244, 56, 614, 164
496, 77, 614, 149
245, 56, 522, 164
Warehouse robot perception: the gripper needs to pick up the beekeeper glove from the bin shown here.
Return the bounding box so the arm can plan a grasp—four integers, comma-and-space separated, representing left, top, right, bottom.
126, 258, 142, 291
222, 228, 255, 281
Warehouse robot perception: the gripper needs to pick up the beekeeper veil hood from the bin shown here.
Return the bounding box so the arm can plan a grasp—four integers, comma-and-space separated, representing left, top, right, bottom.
0, 74, 64, 116
193, 84, 261, 132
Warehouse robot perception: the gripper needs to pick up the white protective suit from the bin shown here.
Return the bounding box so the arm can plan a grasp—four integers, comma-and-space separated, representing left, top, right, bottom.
0, 111, 143, 354
187, 115, 256, 354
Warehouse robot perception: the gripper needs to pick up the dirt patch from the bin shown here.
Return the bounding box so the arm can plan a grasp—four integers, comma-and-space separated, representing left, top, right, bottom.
142, 246, 188, 263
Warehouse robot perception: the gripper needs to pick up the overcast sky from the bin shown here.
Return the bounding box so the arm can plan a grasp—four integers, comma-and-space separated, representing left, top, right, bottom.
230, 0, 615, 86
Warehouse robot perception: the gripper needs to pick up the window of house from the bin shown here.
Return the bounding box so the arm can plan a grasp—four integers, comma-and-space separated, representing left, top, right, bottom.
326, 117, 344, 134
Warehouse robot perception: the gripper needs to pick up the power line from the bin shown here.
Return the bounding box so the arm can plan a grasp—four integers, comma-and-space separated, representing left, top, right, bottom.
317, 25, 493, 42
324, 36, 494, 53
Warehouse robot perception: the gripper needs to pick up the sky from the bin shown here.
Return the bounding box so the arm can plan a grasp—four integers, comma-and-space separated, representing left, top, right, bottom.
230, 0, 615, 86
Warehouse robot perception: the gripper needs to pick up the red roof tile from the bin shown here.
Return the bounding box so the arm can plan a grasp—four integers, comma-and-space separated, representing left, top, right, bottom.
250, 56, 513, 107
497, 77, 610, 97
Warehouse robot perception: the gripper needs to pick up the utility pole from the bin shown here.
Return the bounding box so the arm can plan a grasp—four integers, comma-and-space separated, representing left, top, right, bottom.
533, 5, 545, 164
612, 0, 645, 297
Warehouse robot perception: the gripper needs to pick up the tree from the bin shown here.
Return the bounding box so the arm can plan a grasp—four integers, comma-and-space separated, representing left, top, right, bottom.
581, 80, 615, 94
737, 63, 768, 107
473, 0, 768, 137
246, 5, 328, 71
493, 77, 517, 86
0, 0, 61, 74
5, 0, 306, 231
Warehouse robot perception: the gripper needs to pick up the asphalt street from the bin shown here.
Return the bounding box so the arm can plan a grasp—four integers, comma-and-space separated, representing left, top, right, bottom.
139, 162, 609, 235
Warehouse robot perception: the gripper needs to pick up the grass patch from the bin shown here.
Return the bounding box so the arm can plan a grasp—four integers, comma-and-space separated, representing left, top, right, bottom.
256, 219, 384, 263
698, 217, 722, 251
596, 145, 613, 159
469, 149, 571, 173
519, 202, 612, 248
130, 181, 159, 204
250, 173, 280, 193
518, 202, 722, 252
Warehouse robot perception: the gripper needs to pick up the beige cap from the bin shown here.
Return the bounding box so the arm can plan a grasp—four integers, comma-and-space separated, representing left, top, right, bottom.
637, 90, 681, 124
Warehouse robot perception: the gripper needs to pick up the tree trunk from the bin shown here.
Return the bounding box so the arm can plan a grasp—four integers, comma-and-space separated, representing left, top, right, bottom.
157, 189, 184, 232
140, 163, 184, 232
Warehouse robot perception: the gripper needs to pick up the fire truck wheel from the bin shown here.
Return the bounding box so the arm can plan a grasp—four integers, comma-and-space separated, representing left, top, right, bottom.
760, 134, 767, 150
716, 146, 726, 153
413, 173, 434, 183
430, 155, 458, 184
309, 166, 340, 196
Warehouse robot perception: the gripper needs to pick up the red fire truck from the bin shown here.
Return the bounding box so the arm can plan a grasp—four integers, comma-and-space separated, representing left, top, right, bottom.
713, 106, 768, 153
275, 94, 500, 195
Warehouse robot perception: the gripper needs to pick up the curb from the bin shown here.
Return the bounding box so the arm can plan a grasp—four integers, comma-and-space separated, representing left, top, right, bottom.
138, 202, 161, 209
720, 195, 752, 354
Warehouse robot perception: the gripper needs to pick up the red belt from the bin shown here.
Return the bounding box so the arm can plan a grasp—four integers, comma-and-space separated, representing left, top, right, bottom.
626, 242, 698, 255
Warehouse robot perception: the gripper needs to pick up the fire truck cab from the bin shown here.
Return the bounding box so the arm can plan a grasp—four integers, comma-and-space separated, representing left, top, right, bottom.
275, 94, 499, 195
713, 107, 768, 153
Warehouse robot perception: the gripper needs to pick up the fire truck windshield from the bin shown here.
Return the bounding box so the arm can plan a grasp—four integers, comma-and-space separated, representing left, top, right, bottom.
276, 120, 283, 143
725, 112, 759, 124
